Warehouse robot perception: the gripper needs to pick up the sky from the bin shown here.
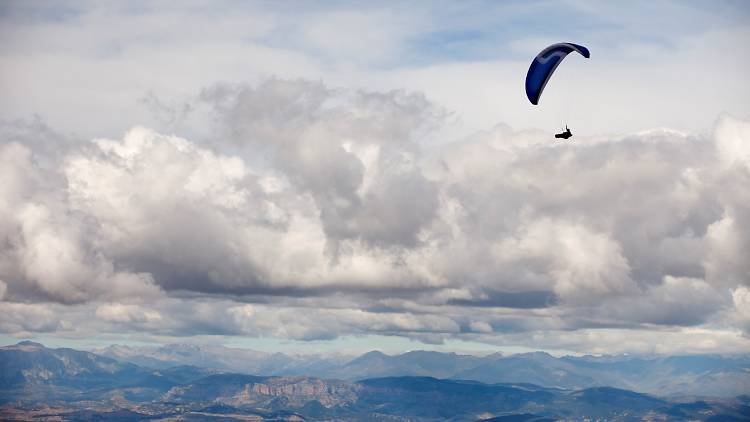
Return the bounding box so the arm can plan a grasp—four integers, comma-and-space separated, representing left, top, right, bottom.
1, 0, 749, 356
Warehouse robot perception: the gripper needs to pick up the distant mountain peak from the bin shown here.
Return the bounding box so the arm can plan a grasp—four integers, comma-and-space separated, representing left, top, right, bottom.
17, 340, 44, 347
402, 350, 458, 357
361, 350, 388, 357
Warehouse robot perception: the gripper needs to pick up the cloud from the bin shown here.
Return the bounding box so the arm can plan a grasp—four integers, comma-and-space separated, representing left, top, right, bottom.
199, 79, 444, 257
714, 114, 750, 170
0, 138, 160, 303
448, 289, 557, 309
730, 287, 750, 336
96, 303, 162, 324
464, 326, 750, 356
228, 304, 460, 341
51, 84, 445, 296
0, 302, 64, 334
0, 78, 749, 354
64, 126, 274, 294
597, 276, 727, 327
493, 218, 636, 304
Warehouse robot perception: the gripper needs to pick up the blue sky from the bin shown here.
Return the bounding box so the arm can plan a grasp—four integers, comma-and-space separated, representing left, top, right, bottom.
1, 1, 750, 355
1, 0, 749, 136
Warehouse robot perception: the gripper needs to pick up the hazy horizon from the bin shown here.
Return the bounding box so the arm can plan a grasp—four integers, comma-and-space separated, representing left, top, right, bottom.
5, 338, 750, 360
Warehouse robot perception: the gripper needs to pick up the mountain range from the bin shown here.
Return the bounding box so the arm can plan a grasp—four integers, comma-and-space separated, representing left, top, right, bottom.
95, 342, 750, 398
1, 341, 749, 421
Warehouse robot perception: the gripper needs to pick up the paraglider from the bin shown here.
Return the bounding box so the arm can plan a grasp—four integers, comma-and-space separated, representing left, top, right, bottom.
525, 42, 590, 139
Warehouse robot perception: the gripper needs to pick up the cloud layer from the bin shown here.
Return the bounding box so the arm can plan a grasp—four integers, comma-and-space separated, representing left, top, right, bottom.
1, 78, 748, 354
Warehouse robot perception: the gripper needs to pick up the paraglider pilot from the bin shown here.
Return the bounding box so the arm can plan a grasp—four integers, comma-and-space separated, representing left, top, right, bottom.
555, 125, 572, 139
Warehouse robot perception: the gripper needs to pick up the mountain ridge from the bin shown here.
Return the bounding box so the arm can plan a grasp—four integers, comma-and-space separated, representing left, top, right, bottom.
2, 342, 749, 421
89, 341, 750, 398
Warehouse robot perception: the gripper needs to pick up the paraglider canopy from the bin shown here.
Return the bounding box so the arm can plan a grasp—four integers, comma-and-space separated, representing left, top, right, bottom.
525, 43, 590, 105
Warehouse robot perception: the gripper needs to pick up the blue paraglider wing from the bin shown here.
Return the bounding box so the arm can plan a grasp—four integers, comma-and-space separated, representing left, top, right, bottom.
525, 43, 590, 105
